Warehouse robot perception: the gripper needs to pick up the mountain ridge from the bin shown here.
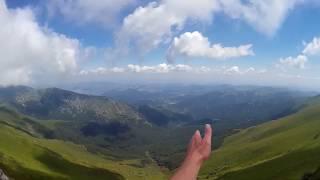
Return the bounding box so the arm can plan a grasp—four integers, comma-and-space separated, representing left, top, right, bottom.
0, 86, 143, 124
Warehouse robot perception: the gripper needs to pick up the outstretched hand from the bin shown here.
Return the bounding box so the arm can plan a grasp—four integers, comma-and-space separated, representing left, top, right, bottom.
170, 124, 212, 180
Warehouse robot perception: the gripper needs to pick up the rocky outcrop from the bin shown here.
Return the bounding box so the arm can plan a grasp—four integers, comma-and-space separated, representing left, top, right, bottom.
0, 168, 9, 180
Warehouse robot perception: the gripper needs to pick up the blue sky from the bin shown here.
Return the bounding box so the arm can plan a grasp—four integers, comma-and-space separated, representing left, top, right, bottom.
1, 0, 320, 89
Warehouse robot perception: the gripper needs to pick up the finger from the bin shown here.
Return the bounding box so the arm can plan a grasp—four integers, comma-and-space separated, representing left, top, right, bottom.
203, 124, 212, 146
188, 130, 199, 151
194, 130, 202, 146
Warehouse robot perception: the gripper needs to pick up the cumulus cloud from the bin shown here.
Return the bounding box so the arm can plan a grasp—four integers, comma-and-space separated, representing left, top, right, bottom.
278, 36, 320, 70
0, 0, 83, 85
79, 67, 125, 75
46, 0, 135, 27
223, 66, 264, 75
127, 63, 196, 73
80, 64, 201, 75
167, 31, 254, 63
118, 0, 220, 53
279, 55, 308, 69
303, 37, 320, 56
220, 0, 303, 36
224, 66, 241, 74
45, 0, 307, 42
79, 64, 266, 77
117, 0, 307, 56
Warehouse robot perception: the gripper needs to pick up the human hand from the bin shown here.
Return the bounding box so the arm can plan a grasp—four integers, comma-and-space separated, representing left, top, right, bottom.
170, 124, 212, 180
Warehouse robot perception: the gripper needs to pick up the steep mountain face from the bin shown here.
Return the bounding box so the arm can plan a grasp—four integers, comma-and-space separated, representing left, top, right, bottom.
199, 96, 320, 180
0, 86, 143, 123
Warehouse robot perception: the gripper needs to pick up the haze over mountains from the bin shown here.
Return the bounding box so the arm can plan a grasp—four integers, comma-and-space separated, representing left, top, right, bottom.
2, 0, 320, 179
0, 84, 319, 179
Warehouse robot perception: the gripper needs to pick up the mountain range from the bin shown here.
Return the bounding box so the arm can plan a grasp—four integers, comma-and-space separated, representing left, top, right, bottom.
0, 84, 319, 179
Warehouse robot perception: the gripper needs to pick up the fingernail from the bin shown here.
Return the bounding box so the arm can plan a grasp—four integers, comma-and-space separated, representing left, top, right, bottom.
205, 124, 211, 129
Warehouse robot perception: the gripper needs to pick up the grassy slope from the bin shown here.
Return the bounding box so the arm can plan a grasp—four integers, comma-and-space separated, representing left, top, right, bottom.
0, 110, 167, 180
200, 97, 320, 180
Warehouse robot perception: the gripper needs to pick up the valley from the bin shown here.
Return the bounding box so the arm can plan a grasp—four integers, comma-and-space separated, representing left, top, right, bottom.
0, 84, 319, 180
0, 106, 167, 180
2, 0, 320, 179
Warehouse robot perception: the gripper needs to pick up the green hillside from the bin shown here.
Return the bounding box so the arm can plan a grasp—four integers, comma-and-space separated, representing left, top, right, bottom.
0, 86, 143, 123
200, 97, 320, 180
0, 108, 167, 180
1, 86, 319, 180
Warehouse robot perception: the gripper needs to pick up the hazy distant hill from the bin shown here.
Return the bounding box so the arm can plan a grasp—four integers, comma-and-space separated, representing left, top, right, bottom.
171, 86, 310, 123
102, 85, 313, 124
102, 84, 223, 105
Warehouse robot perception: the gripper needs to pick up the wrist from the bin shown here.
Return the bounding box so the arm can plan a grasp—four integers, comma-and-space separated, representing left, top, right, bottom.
183, 153, 203, 169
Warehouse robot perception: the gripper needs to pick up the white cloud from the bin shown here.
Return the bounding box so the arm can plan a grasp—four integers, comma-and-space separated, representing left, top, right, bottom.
245, 67, 256, 73
167, 31, 253, 63
225, 66, 240, 74
79, 67, 125, 75
127, 63, 194, 73
277, 36, 320, 70
303, 37, 320, 56
47, 0, 135, 27
45, 0, 308, 42
119, 2, 182, 53
163, 0, 219, 22
224, 66, 262, 75
0, 0, 83, 85
118, 0, 307, 55
80, 64, 200, 75
79, 64, 266, 76
118, 0, 220, 53
279, 55, 308, 69
220, 0, 303, 36
197, 66, 212, 73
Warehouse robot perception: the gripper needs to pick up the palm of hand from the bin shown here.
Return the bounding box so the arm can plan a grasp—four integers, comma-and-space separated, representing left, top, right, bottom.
186, 124, 212, 163
170, 124, 212, 180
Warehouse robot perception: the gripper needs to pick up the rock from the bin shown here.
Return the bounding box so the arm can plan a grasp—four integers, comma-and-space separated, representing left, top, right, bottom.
0, 169, 9, 180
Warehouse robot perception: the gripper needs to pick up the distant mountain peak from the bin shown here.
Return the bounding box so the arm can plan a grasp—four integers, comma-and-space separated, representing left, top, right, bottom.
0, 86, 143, 124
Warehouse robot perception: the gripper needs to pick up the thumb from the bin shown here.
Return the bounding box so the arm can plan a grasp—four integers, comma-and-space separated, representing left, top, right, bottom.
203, 124, 212, 146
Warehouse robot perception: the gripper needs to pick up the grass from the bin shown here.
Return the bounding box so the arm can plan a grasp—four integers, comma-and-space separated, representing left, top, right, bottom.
3, 94, 320, 180
199, 97, 320, 180
0, 109, 167, 180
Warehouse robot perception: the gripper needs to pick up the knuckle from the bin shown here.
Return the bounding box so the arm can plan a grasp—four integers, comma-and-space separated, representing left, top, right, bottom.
204, 141, 211, 146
